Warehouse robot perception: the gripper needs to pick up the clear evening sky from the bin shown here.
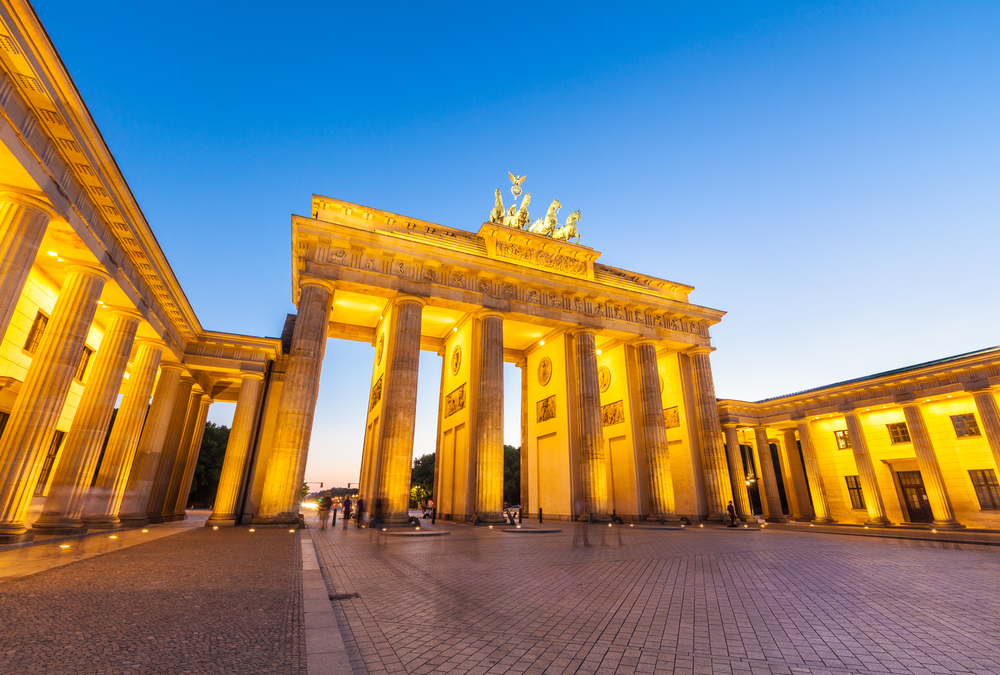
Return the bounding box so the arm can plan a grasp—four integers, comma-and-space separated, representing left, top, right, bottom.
35, 2, 1000, 488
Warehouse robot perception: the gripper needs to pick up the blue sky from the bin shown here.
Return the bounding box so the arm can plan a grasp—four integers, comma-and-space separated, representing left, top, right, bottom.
35, 1, 1000, 487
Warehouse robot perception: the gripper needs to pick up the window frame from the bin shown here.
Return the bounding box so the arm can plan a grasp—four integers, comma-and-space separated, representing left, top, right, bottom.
33, 430, 65, 497
834, 429, 851, 449
845, 475, 866, 509
951, 413, 981, 438
969, 469, 1000, 510
23, 310, 49, 354
886, 422, 911, 444
75, 345, 94, 382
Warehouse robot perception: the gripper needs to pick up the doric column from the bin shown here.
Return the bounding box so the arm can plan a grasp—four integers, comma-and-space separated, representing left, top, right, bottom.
973, 391, 1000, 474
144, 377, 195, 523
372, 296, 425, 525
256, 279, 332, 524
573, 329, 610, 519
209, 373, 265, 525
475, 312, 504, 522
0, 263, 108, 543
689, 348, 734, 520
722, 425, 753, 518
636, 341, 677, 520
843, 412, 891, 526
171, 394, 212, 519
753, 426, 787, 522
31, 309, 142, 534
517, 359, 529, 514
795, 419, 834, 522
901, 402, 961, 528
780, 429, 813, 521
0, 192, 60, 341
161, 386, 204, 521
83, 342, 163, 527
116, 364, 185, 527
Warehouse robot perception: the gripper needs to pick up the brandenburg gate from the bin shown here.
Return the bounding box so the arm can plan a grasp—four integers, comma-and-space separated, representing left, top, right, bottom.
242, 190, 731, 526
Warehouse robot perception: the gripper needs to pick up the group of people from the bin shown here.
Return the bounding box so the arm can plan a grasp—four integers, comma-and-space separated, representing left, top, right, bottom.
316, 494, 364, 530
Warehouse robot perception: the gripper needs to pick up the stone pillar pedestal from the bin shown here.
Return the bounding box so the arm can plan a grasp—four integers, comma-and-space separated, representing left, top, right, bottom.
474, 312, 504, 523
144, 377, 195, 523
255, 279, 332, 524
573, 329, 610, 520
209, 374, 265, 525
372, 296, 425, 525
844, 412, 891, 526
116, 364, 185, 528
0, 263, 108, 544
780, 429, 814, 521
31, 309, 141, 535
753, 426, 787, 523
901, 403, 962, 528
0, 192, 59, 340
82, 342, 163, 528
795, 419, 834, 522
689, 348, 734, 521
171, 394, 212, 520
636, 342, 677, 521
722, 425, 753, 519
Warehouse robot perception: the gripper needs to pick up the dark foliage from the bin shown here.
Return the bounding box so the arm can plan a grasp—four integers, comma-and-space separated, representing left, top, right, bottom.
188, 422, 229, 507
504, 444, 520, 506
411, 453, 435, 493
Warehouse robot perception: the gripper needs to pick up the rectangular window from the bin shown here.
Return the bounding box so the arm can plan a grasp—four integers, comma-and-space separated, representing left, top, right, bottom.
969, 469, 1000, 510
23, 311, 48, 354
834, 430, 851, 449
33, 430, 65, 496
845, 475, 865, 509
75, 346, 93, 382
886, 422, 911, 444
951, 414, 981, 438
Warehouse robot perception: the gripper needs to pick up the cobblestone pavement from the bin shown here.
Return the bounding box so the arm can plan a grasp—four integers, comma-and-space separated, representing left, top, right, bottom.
311, 519, 1000, 675
0, 527, 306, 675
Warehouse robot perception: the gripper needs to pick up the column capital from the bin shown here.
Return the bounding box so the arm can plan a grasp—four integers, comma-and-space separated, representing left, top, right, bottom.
200, 394, 213, 404
158, 363, 187, 375
0, 190, 64, 222
106, 307, 145, 322
179, 376, 198, 386
477, 309, 505, 321
686, 346, 716, 356
721, 422, 741, 429
631, 338, 660, 348
240, 371, 265, 382
299, 277, 336, 294
392, 294, 428, 308
567, 326, 599, 338
65, 263, 112, 284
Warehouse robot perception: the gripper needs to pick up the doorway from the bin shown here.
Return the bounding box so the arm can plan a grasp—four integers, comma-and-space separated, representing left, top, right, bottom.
897, 470, 934, 523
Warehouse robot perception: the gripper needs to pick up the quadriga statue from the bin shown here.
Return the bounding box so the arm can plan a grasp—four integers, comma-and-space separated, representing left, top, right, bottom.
530, 199, 561, 236
489, 188, 505, 224
552, 210, 581, 244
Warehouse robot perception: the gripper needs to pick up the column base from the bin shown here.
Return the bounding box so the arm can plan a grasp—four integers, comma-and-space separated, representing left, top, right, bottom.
0, 531, 33, 544
80, 518, 122, 530
173, 513, 188, 521
252, 513, 300, 526
812, 517, 836, 524
30, 518, 86, 536
764, 516, 790, 523
932, 520, 965, 529
118, 516, 150, 528
474, 512, 507, 524
161, 514, 177, 522
864, 518, 892, 527
206, 518, 238, 527
146, 515, 166, 525
646, 514, 682, 523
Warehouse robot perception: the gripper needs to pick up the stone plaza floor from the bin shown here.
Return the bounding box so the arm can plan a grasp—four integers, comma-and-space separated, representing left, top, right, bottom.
312, 518, 1000, 675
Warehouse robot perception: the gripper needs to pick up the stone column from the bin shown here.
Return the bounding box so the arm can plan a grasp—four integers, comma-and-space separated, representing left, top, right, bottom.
144, 377, 195, 523
0, 263, 108, 543
256, 280, 332, 524
172, 394, 212, 519
973, 391, 1000, 474
0, 192, 60, 341
116, 364, 184, 527
901, 403, 961, 528
574, 329, 610, 519
753, 426, 787, 522
31, 309, 142, 534
844, 412, 891, 526
475, 312, 504, 522
689, 348, 734, 521
517, 359, 529, 514
372, 296, 425, 525
795, 419, 834, 522
82, 342, 163, 527
722, 425, 753, 518
636, 341, 677, 520
209, 374, 265, 525
161, 387, 204, 521
780, 429, 814, 521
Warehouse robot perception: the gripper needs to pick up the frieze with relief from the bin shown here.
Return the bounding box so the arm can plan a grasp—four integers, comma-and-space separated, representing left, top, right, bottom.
493, 240, 588, 276
601, 400, 625, 427
664, 406, 680, 429
537, 395, 556, 422
369, 375, 383, 411
445, 383, 466, 418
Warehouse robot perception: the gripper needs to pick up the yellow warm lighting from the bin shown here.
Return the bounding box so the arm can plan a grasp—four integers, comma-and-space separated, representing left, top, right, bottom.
596, 349, 602, 355
415, 526, 420, 530
453, 327, 457, 332
488, 525, 493, 529
46, 250, 57, 256
57, 257, 63, 262
109, 535, 117, 539
539, 340, 545, 346
249, 528, 255, 532
141, 529, 148, 532
699, 524, 703, 528
289, 529, 295, 532
59, 544, 70, 548
212, 526, 218, 530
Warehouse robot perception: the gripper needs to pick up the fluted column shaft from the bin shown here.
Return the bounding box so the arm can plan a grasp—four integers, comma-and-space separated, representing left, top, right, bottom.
575, 330, 609, 518
256, 281, 331, 523
796, 419, 834, 522
636, 342, 676, 519
32, 310, 141, 533
172, 395, 212, 519
163, 390, 207, 520
780, 429, 813, 520
373, 297, 424, 524
475, 313, 504, 522
844, 413, 891, 525
722, 425, 753, 518
973, 392, 1000, 474
145, 377, 195, 523
83, 343, 162, 525
901, 403, 960, 527
0, 193, 57, 340
753, 426, 786, 522
689, 350, 733, 520
0, 264, 107, 541
117, 365, 184, 526
210, 374, 264, 524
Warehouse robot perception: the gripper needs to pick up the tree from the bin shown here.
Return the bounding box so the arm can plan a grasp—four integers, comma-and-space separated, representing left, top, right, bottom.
504, 444, 520, 506
187, 422, 229, 507
411, 453, 434, 494
410, 484, 430, 508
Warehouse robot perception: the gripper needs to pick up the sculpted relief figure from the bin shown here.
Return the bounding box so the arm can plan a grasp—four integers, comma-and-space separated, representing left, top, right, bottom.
552, 210, 581, 243
530, 198, 561, 236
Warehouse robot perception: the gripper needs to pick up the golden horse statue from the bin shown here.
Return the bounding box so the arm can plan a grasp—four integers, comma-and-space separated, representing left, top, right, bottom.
552, 210, 581, 243
530, 199, 561, 236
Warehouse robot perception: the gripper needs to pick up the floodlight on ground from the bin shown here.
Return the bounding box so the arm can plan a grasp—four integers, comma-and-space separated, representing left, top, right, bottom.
141, 529, 148, 532
59, 544, 69, 548
213, 526, 218, 530
289, 529, 295, 533
109, 535, 117, 539
249, 528, 255, 532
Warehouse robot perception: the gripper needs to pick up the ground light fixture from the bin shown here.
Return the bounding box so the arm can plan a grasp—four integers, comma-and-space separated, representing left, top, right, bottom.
109, 535, 117, 539
59, 544, 69, 548
289, 529, 295, 533
212, 526, 218, 530
141, 529, 148, 532
249, 528, 255, 532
